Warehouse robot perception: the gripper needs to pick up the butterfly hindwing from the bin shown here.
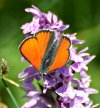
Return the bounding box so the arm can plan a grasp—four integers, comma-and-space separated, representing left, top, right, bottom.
19, 30, 54, 70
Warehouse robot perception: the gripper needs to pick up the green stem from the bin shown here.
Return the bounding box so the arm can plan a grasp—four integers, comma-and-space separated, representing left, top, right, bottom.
1, 77, 19, 108
3, 77, 20, 88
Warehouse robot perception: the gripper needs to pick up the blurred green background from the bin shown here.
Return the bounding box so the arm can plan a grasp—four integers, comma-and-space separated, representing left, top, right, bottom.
0, 0, 100, 107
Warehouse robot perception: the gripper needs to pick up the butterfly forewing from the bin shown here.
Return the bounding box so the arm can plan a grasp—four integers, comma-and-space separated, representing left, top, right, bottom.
19, 30, 54, 70
48, 36, 71, 72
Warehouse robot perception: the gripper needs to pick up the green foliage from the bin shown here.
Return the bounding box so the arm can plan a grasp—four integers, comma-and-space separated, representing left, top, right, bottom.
0, 0, 100, 107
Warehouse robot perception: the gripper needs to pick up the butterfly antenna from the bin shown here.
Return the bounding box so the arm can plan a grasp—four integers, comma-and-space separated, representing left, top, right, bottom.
19, 73, 40, 82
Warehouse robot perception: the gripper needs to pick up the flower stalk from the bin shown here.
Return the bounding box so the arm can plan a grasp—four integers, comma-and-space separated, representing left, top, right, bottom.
0, 58, 19, 108
0, 77, 19, 108
3, 76, 20, 88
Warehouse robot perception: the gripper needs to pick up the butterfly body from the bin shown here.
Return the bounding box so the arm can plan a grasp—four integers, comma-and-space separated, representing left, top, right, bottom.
40, 40, 59, 74
19, 30, 71, 77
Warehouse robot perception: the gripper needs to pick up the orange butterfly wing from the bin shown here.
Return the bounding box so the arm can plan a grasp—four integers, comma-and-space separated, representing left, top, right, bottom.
19, 30, 54, 70
48, 36, 71, 72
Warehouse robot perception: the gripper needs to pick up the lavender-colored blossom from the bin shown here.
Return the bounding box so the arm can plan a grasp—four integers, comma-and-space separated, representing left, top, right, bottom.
19, 5, 98, 108
21, 5, 69, 35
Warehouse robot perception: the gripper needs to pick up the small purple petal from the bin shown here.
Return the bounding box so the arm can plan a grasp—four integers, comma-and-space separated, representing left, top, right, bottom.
25, 5, 41, 17
21, 57, 26, 62
46, 11, 53, 23
58, 25, 69, 32
22, 96, 51, 108
56, 84, 75, 99
44, 24, 51, 29
72, 39, 85, 44
84, 88, 99, 94
52, 14, 58, 24
70, 48, 84, 62
72, 78, 84, 88
21, 17, 40, 34
23, 82, 36, 91
78, 47, 89, 55
27, 91, 41, 97
61, 102, 67, 108
79, 70, 89, 78
71, 62, 88, 72
84, 55, 96, 65
19, 71, 28, 78
81, 76, 91, 88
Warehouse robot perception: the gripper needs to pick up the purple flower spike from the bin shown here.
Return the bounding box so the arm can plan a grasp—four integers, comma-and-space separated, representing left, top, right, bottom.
19, 5, 98, 108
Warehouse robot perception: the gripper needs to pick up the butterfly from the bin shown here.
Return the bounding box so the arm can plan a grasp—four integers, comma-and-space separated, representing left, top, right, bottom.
19, 30, 71, 78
